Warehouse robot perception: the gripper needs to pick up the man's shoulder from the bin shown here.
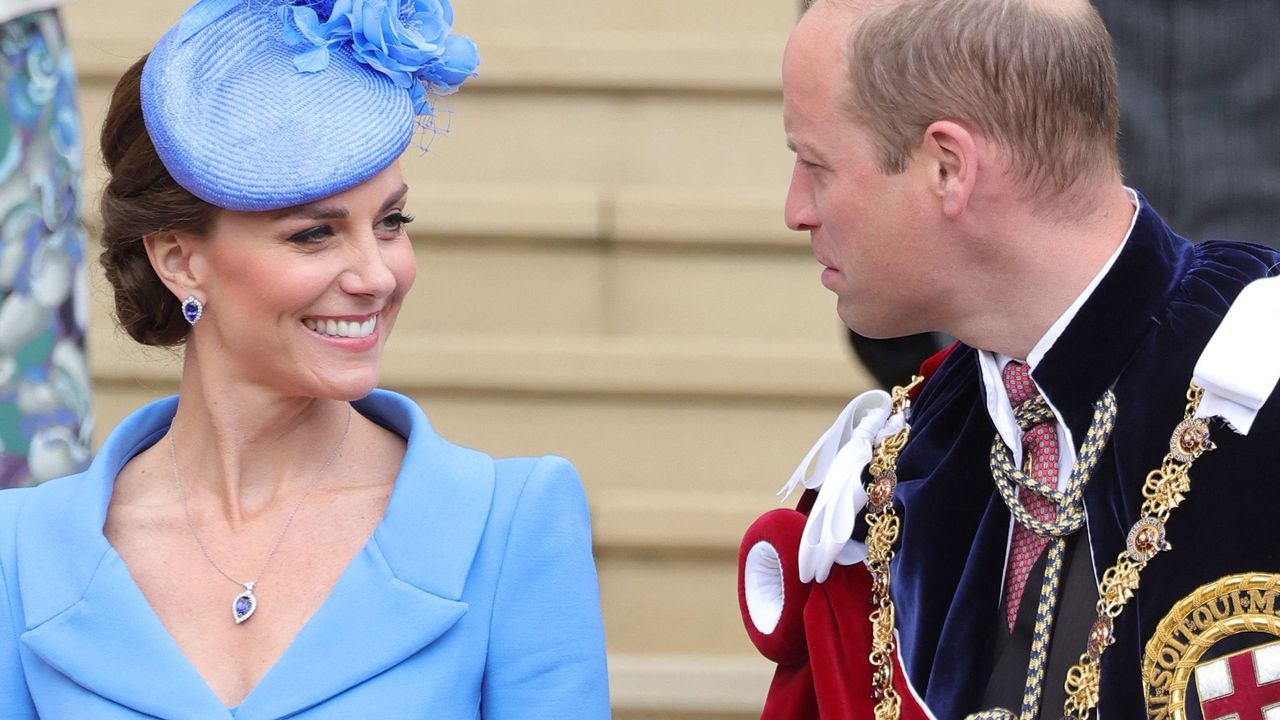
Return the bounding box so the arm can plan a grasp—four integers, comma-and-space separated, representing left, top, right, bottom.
909, 343, 980, 422
1143, 240, 1280, 388
1179, 240, 1280, 306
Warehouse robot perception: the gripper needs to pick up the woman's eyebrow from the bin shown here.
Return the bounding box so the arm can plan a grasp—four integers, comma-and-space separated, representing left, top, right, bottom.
273, 203, 347, 221
272, 184, 409, 221
381, 185, 409, 213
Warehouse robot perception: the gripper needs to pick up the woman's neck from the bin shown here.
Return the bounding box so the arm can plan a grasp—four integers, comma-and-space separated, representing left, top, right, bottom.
167, 348, 354, 525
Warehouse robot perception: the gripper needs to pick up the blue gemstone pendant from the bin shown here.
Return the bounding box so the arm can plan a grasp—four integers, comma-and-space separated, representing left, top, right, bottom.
233, 582, 257, 624
182, 295, 203, 325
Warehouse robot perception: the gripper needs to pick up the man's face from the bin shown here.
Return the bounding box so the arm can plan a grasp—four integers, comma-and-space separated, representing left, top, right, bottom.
782, 2, 934, 338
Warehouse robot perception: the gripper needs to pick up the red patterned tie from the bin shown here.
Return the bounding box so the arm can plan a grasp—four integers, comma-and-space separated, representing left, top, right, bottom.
1001, 361, 1059, 632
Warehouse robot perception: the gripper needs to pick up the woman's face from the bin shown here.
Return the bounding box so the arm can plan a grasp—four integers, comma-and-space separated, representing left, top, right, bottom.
187, 164, 416, 401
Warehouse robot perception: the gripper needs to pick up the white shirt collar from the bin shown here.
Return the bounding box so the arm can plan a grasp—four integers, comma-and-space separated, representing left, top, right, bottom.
976, 188, 1141, 486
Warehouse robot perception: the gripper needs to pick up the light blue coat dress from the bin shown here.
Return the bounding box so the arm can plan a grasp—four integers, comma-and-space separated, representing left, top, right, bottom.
0, 390, 611, 719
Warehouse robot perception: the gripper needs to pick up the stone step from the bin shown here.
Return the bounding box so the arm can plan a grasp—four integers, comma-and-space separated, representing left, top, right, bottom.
65, 1, 792, 92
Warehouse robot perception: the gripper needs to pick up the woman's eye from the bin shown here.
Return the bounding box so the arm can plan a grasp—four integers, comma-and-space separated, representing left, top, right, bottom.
377, 211, 415, 235
287, 225, 334, 244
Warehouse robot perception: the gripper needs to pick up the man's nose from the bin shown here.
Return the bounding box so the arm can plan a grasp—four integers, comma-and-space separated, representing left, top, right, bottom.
784, 164, 818, 231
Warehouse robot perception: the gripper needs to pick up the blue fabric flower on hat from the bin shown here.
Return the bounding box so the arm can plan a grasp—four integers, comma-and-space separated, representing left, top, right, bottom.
281, 0, 479, 115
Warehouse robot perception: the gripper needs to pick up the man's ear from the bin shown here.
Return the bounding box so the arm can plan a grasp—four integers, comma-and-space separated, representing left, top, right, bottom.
143, 230, 205, 302
918, 120, 979, 218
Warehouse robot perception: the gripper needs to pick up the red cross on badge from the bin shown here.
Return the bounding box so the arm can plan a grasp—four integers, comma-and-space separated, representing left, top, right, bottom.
1196, 640, 1280, 720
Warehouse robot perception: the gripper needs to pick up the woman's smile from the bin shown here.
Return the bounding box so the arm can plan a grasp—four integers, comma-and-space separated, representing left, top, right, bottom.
302, 314, 379, 340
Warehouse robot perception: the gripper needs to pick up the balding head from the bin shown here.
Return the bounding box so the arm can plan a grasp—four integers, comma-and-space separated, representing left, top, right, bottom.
806, 0, 1120, 202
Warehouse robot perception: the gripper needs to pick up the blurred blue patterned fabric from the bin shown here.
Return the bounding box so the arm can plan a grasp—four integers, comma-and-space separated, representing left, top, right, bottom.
0, 9, 92, 489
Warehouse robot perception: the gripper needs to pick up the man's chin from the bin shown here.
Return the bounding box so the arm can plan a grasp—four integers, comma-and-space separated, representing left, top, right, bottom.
839, 311, 926, 341
838, 306, 886, 338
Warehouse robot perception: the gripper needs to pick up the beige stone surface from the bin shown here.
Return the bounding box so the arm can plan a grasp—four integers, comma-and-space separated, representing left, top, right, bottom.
64, 1, 870, 716
408, 240, 607, 335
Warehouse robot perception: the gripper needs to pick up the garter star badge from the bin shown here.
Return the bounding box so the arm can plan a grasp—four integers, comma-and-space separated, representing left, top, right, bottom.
1143, 573, 1280, 719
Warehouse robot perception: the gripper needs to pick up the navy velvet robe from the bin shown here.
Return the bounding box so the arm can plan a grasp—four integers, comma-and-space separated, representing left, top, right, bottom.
891, 198, 1280, 717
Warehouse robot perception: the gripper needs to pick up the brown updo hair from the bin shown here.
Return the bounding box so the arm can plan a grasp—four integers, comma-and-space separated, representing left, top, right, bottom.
99, 54, 218, 347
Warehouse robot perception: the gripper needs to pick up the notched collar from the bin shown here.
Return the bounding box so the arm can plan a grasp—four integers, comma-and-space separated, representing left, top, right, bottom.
15, 390, 494, 718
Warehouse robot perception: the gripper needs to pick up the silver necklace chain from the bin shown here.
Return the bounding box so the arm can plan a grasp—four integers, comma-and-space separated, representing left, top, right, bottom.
168, 407, 352, 598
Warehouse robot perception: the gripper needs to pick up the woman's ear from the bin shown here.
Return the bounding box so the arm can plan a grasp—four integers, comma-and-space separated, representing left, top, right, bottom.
143, 230, 204, 302
918, 120, 979, 218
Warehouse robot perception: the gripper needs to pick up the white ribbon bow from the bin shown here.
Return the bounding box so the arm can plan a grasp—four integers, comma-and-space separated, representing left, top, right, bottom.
778, 389, 906, 584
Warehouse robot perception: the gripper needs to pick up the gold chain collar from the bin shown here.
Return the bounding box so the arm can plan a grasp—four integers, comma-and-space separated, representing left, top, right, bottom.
1061, 383, 1213, 719
864, 376, 923, 720
863, 379, 1215, 720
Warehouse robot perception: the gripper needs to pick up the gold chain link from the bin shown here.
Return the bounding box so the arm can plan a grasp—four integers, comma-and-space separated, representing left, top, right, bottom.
863, 379, 1212, 720
1061, 383, 1212, 719
865, 376, 923, 720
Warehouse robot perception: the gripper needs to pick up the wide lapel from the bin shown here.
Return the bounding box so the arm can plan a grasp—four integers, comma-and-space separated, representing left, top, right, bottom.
236, 390, 495, 719
21, 551, 232, 717
17, 397, 232, 718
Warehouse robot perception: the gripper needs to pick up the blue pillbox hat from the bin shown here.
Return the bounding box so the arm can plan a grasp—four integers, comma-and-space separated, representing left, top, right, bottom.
141, 0, 479, 212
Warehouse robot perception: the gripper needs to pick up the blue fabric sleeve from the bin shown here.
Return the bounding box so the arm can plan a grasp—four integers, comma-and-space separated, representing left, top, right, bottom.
0, 496, 37, 718
481, 456, 610, 719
